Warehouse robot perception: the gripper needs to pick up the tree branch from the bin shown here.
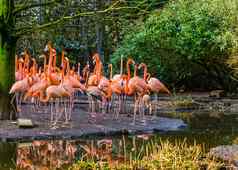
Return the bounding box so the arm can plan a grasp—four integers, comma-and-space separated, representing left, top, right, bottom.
15, 5, 139, 36
13, 0, 60, 15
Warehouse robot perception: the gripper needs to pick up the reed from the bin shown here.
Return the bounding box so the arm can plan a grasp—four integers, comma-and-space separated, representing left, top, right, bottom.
69, 139, 224, 170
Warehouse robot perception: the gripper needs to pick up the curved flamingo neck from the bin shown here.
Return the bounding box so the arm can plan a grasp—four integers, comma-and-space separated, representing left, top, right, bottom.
134, 65, 138, 77
61, 67, 64, 85
109, 64, 112, 80
19, 60, 23, 75
120, 56, 123, 76
77, 63, 81, 76
85, 70, 90, 88
53, 52, 57, 69
126, 59, 134, 95
48, 46, 53, 75
142, 64, 148, 80
127, 61, 131, 80
32, 59, 37, 75
146, 73, 151, 82
61, 51, 65, 67
24, 52, 30, 73
43, 55, 47, 73
15, 56, 18, 72
95, 58, 102, 83
66, 60, 70, 77
82, 64, 89, 81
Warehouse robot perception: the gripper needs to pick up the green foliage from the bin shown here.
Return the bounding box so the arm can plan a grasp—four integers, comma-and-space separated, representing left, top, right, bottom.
0, 0, 7, 18
69, 161, 109, 170
111, 0, 238, 90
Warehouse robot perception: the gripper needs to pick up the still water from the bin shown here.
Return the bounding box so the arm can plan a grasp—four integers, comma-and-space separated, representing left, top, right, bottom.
1, 111, 238, 170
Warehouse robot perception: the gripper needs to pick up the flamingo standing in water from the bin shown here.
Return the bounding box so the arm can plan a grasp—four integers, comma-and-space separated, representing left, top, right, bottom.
9, 74, 33, 113
85, 68, 105, 120
125, 59, 150, 124
107, 64, 126, 118
139, 63, 171, 118
40, 62, 71, 127
87, 53, 108, 115
62, 57, 86, 120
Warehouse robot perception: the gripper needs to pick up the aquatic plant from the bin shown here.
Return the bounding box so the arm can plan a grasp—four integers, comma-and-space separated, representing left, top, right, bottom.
69, 139, 224, 170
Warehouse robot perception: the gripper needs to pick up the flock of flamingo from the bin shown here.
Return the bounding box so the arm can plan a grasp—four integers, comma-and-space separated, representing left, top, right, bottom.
9, 41, 171, 127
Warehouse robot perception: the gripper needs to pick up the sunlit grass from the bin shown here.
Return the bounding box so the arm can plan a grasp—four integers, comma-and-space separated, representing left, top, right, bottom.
69, 139, 224, 170
171, 95, 195, 107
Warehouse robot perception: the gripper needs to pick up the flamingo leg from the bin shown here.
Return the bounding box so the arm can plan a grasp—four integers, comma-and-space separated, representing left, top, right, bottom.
141, 97, 147, 126
152, 93, 158, 120
50, 99, 54, 126
132, 95, 138, 125
116, 95, 122, 119
111, 94, 115, 116
140, 98, 144, 122
64, 97, 68, 124
88, 95, 91, 113
16, 92, 23, 115
15, 93, 20, 113
68, 96, 73, 122
66, 96, 73, 124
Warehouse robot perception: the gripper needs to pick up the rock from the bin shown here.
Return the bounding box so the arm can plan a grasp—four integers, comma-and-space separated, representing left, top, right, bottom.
209, 90, 225, 98
209, 145, 238, 168
17, 119, 34, 128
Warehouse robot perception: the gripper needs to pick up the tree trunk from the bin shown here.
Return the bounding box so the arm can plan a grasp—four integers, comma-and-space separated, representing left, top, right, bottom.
0, 35, 17, 120
0, 0, 17, 120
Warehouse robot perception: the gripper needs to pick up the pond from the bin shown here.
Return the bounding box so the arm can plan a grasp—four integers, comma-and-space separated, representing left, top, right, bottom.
1, 110, 238, 170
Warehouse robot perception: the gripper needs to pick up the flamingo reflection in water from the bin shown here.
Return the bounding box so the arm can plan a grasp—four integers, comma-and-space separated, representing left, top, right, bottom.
16, 140, 77, 170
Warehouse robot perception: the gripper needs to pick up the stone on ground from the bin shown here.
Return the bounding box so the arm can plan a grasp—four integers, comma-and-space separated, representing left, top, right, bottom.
17, 119, 34, 128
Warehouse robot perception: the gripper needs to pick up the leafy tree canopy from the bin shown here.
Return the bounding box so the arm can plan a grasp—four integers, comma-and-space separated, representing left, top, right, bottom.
111, 0, 238, 90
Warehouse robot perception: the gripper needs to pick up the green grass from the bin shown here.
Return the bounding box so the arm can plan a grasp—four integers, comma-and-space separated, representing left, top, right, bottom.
69, 139, 224, 170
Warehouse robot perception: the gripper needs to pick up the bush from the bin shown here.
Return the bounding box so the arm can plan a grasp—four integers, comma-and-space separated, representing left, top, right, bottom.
111, 0, 238, 91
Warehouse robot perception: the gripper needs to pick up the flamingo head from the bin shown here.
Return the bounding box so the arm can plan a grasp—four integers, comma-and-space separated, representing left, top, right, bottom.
92, 53, 100, 64
146, 73, 151, 81
31, 58, 36, 65
127, 58, 135, 65
138, 63, 146, 70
